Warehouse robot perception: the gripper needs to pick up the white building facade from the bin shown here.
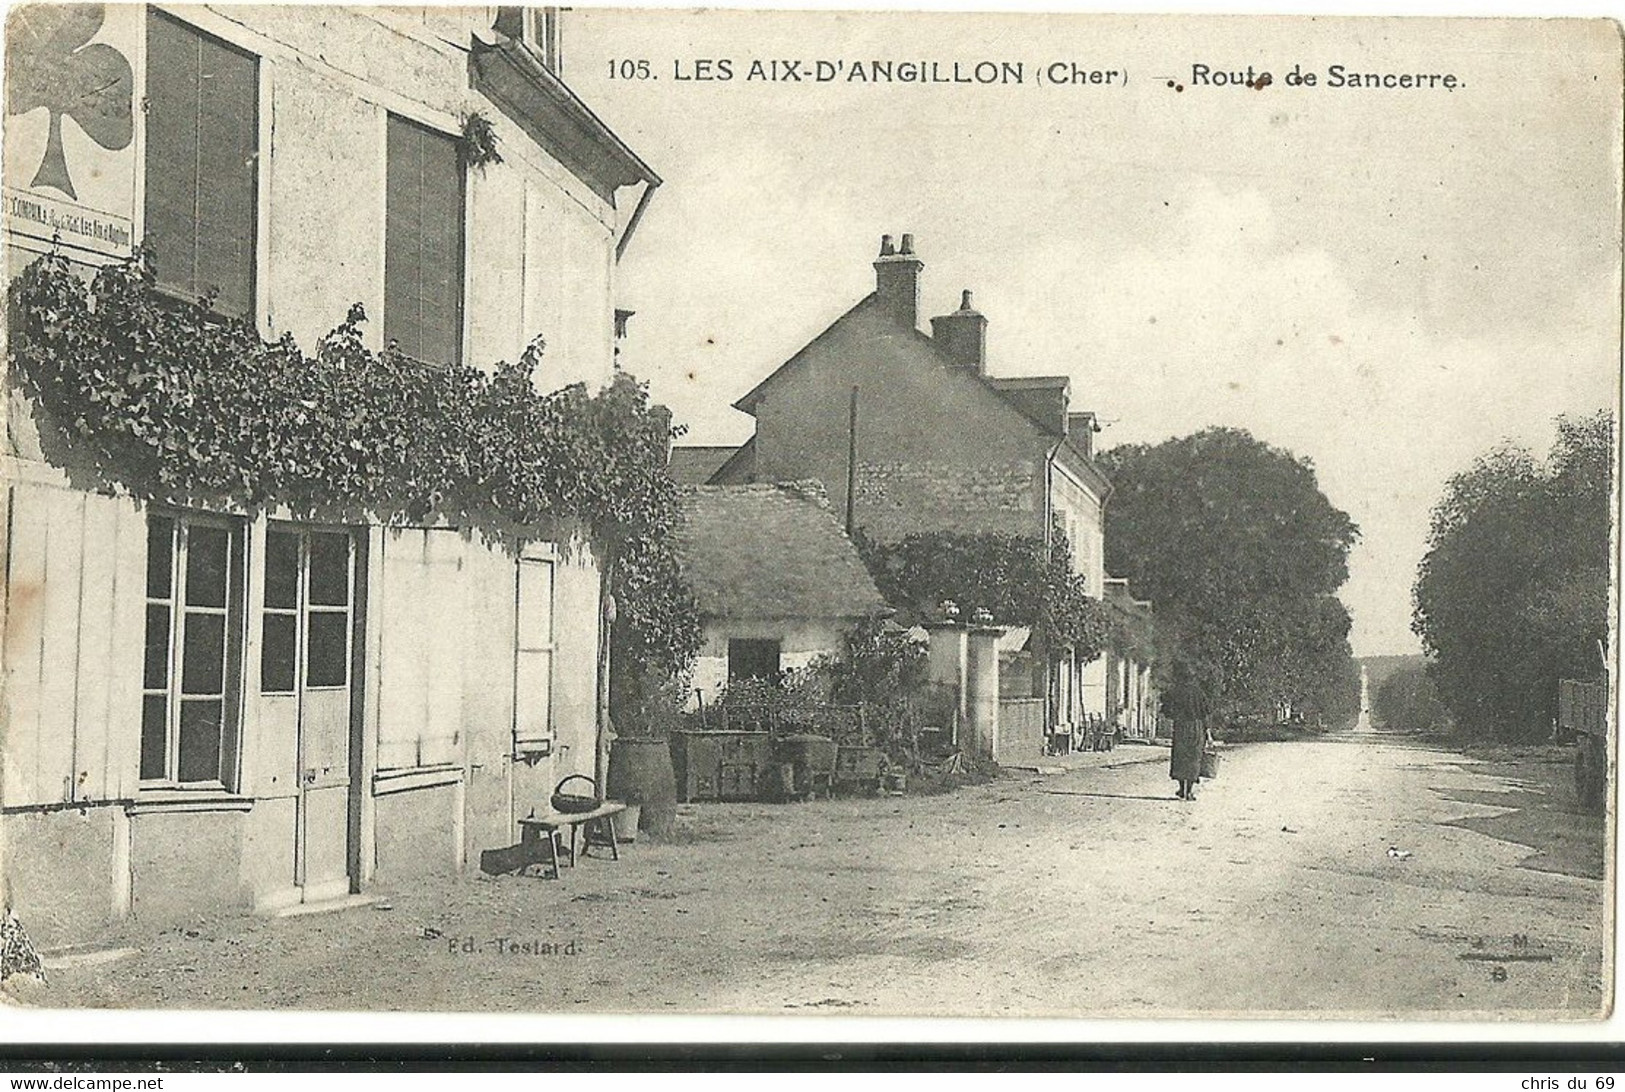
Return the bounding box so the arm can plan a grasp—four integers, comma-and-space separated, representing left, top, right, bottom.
2, 5, 658, 944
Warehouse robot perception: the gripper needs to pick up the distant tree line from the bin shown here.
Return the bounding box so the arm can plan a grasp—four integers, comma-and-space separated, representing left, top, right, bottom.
1371, 663, 1451, 734
1411, 411, 1613, 742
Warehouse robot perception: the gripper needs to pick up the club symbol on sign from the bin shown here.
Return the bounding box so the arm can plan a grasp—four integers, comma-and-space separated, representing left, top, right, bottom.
5, 4, 133, 201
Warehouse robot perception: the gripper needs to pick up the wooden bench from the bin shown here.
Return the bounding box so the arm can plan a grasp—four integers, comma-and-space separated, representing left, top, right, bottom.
517, 802, 627, 880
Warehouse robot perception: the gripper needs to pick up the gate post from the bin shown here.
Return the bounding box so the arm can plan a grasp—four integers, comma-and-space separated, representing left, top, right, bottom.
966, 625, 1006, 762
924, 623, 969, 747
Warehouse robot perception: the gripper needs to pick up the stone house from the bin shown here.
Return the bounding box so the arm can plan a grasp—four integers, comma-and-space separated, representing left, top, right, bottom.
673, 482, 889, 706
1, 5, 658, 945
679, 234, 1132, 759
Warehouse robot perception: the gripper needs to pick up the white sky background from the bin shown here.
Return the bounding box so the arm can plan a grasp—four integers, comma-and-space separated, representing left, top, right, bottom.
565, 12, 1621, 657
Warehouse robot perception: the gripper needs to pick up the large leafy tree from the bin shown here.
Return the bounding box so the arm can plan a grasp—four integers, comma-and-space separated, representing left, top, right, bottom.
1412, 411, 1613, 741
1097, 427, 1360, 720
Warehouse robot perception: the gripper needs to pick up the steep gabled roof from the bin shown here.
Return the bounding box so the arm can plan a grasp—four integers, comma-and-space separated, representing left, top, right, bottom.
675, 483, 889, 622
729, 292, 1113, 499
733, 296, 879, 416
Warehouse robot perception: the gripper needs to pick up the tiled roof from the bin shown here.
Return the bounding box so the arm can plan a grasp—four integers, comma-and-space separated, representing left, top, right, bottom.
668, 445, 744, 486
675, 482, 889, 621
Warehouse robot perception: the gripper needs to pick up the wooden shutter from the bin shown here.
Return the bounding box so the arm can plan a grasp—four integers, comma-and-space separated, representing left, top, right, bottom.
513, 556, 555, 751
385, 115, 464, 366
142, 12, 257, 317
378, 528, 466, 770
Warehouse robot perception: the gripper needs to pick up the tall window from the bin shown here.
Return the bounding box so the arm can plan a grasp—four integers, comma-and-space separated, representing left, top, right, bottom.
142, 514, 246, 788
385, 114, 464, 366
514, 556, 555, 754
143, 12, 258, 317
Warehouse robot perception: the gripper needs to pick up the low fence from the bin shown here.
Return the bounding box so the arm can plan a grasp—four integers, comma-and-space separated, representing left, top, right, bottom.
1558, 677, 1607, 737
690, 690, 961, 761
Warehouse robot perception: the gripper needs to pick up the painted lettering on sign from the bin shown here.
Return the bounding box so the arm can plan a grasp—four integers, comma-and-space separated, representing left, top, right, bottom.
3, 187, 133, 258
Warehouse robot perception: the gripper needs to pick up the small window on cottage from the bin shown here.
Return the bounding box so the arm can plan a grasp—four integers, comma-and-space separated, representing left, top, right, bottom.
727, 639, 782, 683
385, 113, 465, 366
514, 556, 555, 754
142, 513, 246, 788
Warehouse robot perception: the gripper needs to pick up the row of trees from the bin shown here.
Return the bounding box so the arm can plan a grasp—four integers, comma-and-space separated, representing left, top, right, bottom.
1411, 411, 1613, 742
1099, 428, 1363, 726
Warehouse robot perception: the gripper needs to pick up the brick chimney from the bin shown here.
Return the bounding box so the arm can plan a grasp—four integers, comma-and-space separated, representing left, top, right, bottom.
873, 233, 923, 329
931, 289, 987, 372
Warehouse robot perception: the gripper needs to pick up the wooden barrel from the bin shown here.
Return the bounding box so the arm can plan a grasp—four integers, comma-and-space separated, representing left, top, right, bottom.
607, 737, 678, 834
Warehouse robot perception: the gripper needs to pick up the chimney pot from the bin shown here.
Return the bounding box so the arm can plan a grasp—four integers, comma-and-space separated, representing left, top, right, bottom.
930, 287, 988, 372
873, 232, 923, 329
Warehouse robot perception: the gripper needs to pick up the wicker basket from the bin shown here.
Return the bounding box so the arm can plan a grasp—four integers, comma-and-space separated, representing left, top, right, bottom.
550, 774, 600, 814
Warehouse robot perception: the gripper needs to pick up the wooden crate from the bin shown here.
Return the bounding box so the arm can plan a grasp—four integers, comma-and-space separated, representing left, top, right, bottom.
671, 731, 774, 802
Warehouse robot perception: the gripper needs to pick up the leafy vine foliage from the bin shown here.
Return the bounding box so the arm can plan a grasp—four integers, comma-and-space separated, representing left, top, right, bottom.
457, 110, 504, 173
8, 249, 700, 692
852, 524, 1113, 662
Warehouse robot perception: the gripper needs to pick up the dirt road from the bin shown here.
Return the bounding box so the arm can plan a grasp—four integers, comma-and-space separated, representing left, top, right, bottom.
28, 731, 1611, 1018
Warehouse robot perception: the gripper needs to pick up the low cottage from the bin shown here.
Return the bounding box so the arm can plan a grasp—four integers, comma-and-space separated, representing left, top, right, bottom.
672, 234, 1147, 749
674, 483, 888, 703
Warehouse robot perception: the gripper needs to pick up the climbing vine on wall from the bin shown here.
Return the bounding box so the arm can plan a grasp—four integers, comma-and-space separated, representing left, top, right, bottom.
8, 248, 700, 680
852, 523, 1114, 662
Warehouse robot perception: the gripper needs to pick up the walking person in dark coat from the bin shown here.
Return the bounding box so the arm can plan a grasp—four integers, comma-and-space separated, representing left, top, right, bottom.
1165, 676, 1211, 801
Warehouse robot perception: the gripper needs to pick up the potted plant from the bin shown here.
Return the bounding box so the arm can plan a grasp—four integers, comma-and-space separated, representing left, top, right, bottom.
606, 671, 686, 837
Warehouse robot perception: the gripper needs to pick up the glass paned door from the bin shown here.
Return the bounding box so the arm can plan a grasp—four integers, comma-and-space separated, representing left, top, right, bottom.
261, 526, 360, 900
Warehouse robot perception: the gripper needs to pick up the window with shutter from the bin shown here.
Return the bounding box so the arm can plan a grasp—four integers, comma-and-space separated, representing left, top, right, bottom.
143, 12, 258, 318
513, 556, 555, 755
385, 114, 465, 367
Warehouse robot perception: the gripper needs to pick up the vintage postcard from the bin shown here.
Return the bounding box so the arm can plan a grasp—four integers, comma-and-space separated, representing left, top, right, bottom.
0, 4, 1618, 1026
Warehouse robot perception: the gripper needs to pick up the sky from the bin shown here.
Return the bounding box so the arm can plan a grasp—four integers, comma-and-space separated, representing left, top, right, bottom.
565, 11, 1621, 656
